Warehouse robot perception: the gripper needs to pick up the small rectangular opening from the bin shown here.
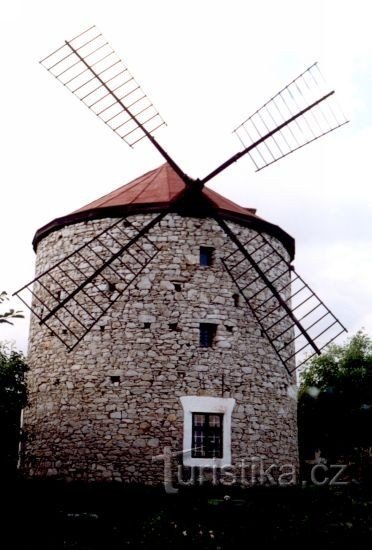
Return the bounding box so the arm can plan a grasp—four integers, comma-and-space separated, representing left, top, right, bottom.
199, 246, 215, 267
107, 282, 116, 292
110, 376, 120, 386
143, 322, 151, 329
169, 323, 178, 331
233, 293, 240, 307
174, 283, 182, 292
199, 323, 217, 348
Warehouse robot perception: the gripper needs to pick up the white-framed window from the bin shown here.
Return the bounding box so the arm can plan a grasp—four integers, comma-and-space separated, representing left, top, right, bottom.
180, 396, 235, 467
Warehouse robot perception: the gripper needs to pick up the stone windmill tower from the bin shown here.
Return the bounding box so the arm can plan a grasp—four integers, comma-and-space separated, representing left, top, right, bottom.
16, 27, 348, 484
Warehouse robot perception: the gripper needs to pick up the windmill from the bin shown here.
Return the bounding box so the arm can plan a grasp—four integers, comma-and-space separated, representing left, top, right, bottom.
15, 27, 349, 482
15, 26, 347, 374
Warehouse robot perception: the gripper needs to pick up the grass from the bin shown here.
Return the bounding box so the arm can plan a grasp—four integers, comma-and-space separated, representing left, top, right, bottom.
2, 480, 372, 549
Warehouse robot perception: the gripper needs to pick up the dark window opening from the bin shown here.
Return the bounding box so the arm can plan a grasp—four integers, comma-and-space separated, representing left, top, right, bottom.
174, 283, 182, 292
200, 246, 215, 266
110, 376, 120, 385
199, 323, 217, 348
169, 323, 178, 331
225, 325, 233, 333
107, 282, 116, 292
191, 412, 223, 458
233, 293, 240, 307
100, 326, 105, 332
143, 322, 151, 329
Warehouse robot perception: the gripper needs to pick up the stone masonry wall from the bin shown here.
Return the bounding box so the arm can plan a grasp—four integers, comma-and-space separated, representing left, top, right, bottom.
22, 213, 299, 484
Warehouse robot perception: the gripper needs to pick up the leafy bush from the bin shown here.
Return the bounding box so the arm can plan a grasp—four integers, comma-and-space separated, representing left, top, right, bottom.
298, 331, 372, 466
0, 344, 28, 475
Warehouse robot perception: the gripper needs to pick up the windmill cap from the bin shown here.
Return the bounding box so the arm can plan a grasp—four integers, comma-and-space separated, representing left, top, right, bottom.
32, 163, 295, 258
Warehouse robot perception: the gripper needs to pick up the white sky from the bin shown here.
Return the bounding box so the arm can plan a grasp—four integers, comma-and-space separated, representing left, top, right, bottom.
1, 0, 371, 352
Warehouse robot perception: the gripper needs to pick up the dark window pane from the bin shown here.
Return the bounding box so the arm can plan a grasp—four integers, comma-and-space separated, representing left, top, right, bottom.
191, 412, 223, 458
194, 414, 206, 426
200, 323, 217, 347
200, 246, 215, 266
208, 414, 221, 427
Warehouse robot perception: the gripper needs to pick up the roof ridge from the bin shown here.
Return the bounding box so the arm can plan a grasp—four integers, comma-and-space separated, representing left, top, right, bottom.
126, 164, 164, 205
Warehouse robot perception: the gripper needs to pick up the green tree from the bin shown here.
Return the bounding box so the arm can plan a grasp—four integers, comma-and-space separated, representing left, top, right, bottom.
298, 331, 372, 462
0, 291, 23, 325
0, 290, 27, 475
0, 344, 28, 475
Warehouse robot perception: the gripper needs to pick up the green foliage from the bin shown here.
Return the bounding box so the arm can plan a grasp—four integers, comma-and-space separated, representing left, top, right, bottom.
0, 291, 24, 325
298, 331, 372, 461
0, 344, 28, 474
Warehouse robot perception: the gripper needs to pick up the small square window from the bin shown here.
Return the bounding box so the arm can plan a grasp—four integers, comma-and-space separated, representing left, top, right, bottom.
110, 375, 120, 385
199, 246, 215, 266
174, 283, 182, 292
143, 322, 151, 329
199, 323, 217, 348
191, 412, 223, 458
169, 323, 178, 331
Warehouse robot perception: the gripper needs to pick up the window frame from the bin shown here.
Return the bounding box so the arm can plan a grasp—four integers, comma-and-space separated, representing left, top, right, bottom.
180, 396, 236, 467
191, 412, 223, 458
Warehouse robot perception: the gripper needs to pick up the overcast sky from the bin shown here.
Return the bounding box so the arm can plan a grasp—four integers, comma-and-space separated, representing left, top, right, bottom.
1, 0, 371, 352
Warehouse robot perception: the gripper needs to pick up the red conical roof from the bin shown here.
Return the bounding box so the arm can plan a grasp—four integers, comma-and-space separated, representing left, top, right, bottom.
73, 163, 185, 212
33, 163, 294, 258
73, 163, 257, 219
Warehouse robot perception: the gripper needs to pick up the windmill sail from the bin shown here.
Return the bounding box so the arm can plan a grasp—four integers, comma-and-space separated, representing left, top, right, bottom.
40, 26, 188, 182
14, 213, 165, 351
217, 217, 347, 372
200, 63, 348, 184
40, 26, 166, 147
232, 63, 348, 172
